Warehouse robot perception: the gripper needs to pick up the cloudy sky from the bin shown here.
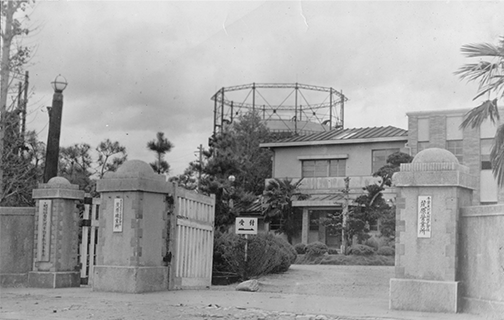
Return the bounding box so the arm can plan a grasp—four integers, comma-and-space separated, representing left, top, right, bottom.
20, 1, 504, 176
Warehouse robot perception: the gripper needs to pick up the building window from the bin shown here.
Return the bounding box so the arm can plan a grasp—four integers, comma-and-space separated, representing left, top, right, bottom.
269, 216, 281, 231
446, 140, 463, 163
302, 159, 346, 177
418, 118, 430, 142
481, 138, 493, 170
480, 138, 497, 203
446, 116, 463, 140
372, 149, 400, 174
309, 211, 319, 231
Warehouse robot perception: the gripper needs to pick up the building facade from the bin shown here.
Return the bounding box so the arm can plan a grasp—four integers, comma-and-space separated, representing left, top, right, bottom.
407, 108, 500, 205
260, 126, 408, 247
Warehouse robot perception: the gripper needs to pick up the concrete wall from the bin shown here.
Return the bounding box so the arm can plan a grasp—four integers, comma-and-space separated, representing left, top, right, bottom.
272, 141, 406, 179
0, 207, 35, 287
459, 204, 504, 315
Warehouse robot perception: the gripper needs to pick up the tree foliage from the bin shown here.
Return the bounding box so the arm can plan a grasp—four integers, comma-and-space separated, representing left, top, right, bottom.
323, 151, 413, 252
147, 131, 173, 174
0, 128, 43, 206
58, 143, 93, 192
96, 138, 127, 178
0, 0, 35, 204
456, 36, 504, 185
263, 178, 309, 244
196, 112, 274, 229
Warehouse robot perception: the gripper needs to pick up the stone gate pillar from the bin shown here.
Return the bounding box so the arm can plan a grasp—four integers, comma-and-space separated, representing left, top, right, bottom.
93, 160, 172, 293
390, 148, 476, 313
29, 177, 84, 288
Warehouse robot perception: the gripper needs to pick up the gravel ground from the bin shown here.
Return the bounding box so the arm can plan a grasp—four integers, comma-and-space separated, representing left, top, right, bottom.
0, 265, 494, 320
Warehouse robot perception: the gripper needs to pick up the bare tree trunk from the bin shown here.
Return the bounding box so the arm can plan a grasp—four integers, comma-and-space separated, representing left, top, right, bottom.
340, 177, 350, 255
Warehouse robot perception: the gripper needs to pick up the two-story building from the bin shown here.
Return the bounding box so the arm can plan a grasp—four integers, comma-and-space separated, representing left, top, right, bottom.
407, 108, 500, 205
259, 126, 408, 247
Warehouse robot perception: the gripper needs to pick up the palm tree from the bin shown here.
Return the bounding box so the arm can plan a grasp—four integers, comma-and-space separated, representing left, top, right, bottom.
263, 178, 309, 244
147, 132, 173, 174
456, 36, 504, 185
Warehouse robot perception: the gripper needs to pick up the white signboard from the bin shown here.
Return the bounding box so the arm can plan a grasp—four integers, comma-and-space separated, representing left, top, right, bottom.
235, 217, 258, 235
113, 198, 123, 232
37, 200, 52, 261
417, 195, 432, 238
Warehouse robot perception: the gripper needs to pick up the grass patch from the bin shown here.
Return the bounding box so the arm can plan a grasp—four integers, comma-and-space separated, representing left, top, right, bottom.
295, 254, 394, 266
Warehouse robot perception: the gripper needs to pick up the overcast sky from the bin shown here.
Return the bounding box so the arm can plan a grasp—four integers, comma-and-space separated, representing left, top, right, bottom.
21, 1, 504, 176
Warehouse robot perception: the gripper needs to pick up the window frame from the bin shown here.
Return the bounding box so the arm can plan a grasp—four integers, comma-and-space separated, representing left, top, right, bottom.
301, 159, 346, 178
371, 148, 400, 174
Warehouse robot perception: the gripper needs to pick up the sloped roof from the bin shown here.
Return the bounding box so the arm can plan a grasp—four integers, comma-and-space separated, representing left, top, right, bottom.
260, 126, 407, 148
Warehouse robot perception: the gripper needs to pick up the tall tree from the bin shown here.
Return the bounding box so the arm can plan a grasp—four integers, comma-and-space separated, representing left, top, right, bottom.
96, 138, 127, 178
198, 111, 273, 229
147, 132, 173, 174
0, 0, 33, 203
456, 36, 504, 185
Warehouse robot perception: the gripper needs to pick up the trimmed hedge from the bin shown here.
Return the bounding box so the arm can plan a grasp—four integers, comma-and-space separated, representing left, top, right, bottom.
376, 246, 395, 256
305, 241, 328, 257
347, 244, 375, 256
213, 232, 296, 280
294, 243, 307, 254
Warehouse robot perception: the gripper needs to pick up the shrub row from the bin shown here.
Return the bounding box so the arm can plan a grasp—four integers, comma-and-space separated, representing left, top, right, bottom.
213, 232, 296, 280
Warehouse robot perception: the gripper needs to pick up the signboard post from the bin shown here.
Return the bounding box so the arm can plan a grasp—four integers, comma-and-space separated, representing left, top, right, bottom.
235, 218, 258, 263
113, 198, 123, 233
417, 195, 432, 238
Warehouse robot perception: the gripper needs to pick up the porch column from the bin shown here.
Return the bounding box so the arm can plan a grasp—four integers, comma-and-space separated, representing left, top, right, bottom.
301, 208, 309, 244
29, 177, 84, 288
390, 148, 475, 313
92, 160, 172, 293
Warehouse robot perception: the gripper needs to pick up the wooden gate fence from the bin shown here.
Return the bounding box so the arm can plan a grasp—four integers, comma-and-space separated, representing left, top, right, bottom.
79, 197, 100, 285
168, 186, 216, 289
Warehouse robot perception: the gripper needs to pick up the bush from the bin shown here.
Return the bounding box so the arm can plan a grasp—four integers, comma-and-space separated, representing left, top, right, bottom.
319, 255, 394, 266
213, 232, 296, 280
364, 237, 380, 250
294, 243, 307, 254
348, 244, 375, 256
305, 241, 328, 257
327, 247, 339, 255
376, 246, 395, 256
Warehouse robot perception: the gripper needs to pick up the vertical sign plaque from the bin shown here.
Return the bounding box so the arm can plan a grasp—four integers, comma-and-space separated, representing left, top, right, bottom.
37, 200, 52, 261
113, 198, 123, 232
417, 195, 432, 238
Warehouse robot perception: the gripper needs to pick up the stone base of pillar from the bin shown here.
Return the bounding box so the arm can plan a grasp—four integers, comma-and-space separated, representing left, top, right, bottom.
0, 273, 28, 287
28, 271, 80, 288
390, 278, 459, 313
461, 297, 504, 317
93, 266, 168, 293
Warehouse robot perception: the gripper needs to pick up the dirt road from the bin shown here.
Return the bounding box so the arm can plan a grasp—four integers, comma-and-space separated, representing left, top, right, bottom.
0, 265, 496, 320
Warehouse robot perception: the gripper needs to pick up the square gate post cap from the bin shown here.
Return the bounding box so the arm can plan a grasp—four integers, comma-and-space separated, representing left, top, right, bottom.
97, 160, 171, 194
32, 176, 84, 200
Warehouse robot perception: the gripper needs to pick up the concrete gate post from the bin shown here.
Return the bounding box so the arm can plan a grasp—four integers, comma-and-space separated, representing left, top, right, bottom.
390, 148, 476, 313
29, 177, 84, 288
93, 160, 172, 293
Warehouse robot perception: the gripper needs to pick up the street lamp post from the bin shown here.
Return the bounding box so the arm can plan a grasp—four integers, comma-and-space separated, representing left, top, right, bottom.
43, 75, 68, 183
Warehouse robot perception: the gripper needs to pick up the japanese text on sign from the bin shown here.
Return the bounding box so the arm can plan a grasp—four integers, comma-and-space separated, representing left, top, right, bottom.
235, 217, 258, 235
417, 195, 432, 238
37, 200, 52, 261
113, 198, 123, 232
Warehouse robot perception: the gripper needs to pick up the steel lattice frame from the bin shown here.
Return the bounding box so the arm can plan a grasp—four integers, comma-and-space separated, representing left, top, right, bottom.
211, 83, 347, 135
